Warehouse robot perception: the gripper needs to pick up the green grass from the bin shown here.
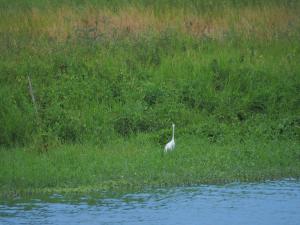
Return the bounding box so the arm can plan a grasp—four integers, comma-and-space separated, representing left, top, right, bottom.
0, 0, 300, 197
1, 35, 299, 146
1, 135, 300, 198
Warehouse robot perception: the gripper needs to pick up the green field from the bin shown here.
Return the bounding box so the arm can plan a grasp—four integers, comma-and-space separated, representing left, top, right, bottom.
0, 0, 299, 197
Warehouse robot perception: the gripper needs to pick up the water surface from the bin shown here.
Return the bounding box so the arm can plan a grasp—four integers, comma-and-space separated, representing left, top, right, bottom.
1, 179, 299, 225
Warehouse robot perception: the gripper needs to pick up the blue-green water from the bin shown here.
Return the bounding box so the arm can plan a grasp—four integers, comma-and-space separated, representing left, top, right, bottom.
1, 179, 299, 225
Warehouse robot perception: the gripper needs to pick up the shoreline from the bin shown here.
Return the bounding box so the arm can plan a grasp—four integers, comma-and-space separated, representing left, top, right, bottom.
2, 175, 300, 200
1, 139, 299, 199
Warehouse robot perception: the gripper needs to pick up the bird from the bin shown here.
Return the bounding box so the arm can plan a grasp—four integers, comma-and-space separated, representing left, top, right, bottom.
164, 123, 175, 152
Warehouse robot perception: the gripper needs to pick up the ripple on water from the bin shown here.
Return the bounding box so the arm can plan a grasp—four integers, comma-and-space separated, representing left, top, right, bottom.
1, 179, 300, 225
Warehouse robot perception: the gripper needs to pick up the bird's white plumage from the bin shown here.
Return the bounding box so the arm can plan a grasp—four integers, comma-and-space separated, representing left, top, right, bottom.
164, 123, 175, 152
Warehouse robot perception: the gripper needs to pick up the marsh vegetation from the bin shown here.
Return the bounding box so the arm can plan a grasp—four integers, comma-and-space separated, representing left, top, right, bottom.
0, 0, 299, 196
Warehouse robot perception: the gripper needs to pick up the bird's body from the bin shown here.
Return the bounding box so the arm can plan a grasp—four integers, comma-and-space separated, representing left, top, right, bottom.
164, 123, 175, 152
164, 139, 175, 152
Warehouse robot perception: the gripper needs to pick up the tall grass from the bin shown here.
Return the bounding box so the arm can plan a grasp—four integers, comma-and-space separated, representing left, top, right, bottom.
1, 31, 299, 147
0, 0, 299, 195
1, 2, 299, 42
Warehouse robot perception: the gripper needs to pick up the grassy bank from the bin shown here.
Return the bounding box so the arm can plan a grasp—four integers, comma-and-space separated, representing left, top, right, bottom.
0, 0, 300, 197
1, 136, 300, 198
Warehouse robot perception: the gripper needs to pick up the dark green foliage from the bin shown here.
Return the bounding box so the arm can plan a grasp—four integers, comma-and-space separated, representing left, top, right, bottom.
0, 86, 35, 146
0, 33, 299, 147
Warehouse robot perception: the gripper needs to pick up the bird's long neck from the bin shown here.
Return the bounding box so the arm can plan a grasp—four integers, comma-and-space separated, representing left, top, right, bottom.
172, 126, 175, 140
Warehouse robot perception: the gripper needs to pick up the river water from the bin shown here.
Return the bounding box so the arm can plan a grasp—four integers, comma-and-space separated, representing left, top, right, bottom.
1, 179, 299, 225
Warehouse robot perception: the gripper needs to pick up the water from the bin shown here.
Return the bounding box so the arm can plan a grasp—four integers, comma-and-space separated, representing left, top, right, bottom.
1, 179, 300, 225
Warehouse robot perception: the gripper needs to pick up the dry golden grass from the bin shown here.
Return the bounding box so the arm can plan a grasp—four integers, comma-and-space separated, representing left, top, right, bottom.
1, 4, 299, 41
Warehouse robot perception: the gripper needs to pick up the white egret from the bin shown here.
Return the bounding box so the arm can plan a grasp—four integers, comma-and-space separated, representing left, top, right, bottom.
164, 123, 175, 152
